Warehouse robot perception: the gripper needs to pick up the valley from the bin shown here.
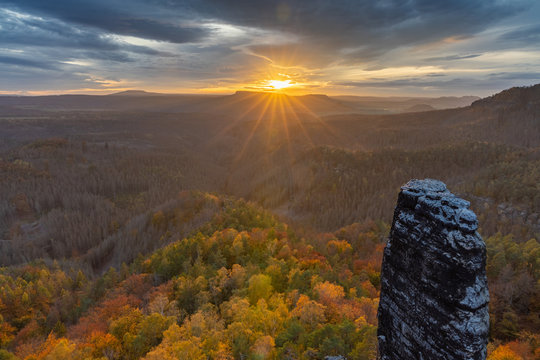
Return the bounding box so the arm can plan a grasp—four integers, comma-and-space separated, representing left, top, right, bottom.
0, 85, 538, 359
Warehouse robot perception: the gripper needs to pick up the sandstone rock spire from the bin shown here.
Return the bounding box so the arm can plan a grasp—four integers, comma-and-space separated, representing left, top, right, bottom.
377, 179, 489, 359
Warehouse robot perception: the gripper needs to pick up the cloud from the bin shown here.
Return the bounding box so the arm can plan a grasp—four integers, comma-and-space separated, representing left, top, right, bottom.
498, 24, 540, 44
425, 54, 482, 62
0, 0, 208, 44
185, 0, 526, 65
246, 43, 337, 68
335, 71, 540, 94
0, 9, 171, 62
2, 0, 526, 60
487, 71, 540, 81
0, 0, 539, 95
0, 55, 58, 70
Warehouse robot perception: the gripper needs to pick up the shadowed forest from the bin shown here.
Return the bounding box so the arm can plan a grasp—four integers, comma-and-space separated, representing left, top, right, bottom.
0, 85, 539, 359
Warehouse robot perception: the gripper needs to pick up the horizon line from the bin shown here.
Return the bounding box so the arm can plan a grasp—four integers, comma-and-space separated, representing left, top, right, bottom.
0, 89, 482, 99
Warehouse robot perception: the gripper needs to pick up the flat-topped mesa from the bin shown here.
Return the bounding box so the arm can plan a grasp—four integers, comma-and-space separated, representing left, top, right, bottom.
377, 179, 489, 360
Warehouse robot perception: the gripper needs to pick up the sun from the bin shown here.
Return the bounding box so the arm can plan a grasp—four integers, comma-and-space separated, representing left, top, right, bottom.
266, 79, 292, 90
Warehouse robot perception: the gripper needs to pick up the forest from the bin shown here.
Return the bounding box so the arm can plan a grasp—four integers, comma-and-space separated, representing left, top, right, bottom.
0, 195, 538, 359
0, 85, 539, 359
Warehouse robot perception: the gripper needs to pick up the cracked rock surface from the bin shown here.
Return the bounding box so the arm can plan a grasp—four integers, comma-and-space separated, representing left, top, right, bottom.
377, 179, 489, 360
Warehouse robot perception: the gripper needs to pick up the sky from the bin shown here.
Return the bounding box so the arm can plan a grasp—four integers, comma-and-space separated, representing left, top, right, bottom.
0, 0, 539, 96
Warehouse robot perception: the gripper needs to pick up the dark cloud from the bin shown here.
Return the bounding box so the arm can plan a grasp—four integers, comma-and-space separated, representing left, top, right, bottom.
336, 72, 540, 91
0, 55, 58, 70
487, 72, 540, 81
247, 43, 337, 68
0, 10, 169, 59
0, 0, 539, 95
499, 24, 540, 44
338, 78, 471, 88
80, 51, 133, 63
0, 10, 114, 50
125, 44, 175, 57
185, 0, 525, 64
2, 0, 526, 56
0, 0, 207, 44
0, 8, 181, 70
425, 54, 482, 62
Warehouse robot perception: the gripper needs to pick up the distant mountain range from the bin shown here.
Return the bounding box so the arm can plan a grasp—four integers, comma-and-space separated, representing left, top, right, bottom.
0, 89, 480, 117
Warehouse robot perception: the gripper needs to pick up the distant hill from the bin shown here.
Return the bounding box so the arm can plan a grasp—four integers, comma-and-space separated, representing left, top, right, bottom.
0, 90, 479, 117
200, 91, 357, 119
0, 83, 538, 148
403, 104, 436, 112
472, 83, 540, 109
334, 95, 479, 113
323, 83, 540, 150
108, 90, 165, 96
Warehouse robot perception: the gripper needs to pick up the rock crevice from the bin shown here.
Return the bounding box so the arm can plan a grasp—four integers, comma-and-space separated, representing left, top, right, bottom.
377, 179, 489, 360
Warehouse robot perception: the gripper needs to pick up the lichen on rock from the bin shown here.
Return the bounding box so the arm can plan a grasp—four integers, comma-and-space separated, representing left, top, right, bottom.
377, 179, 489, 360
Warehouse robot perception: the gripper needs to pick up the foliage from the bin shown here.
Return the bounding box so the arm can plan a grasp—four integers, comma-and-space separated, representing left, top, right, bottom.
0, 200, 386, 359
0, 191, 536, 359
486, 235, 540, 340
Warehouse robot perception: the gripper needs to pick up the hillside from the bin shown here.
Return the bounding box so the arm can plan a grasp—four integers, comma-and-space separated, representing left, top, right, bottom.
0, 85, 539, 267
0, 192, 537, 359
0, 84, 538, 359
0, 196, 385, 359
472, 84, 540, 109
0, 91, 479, 117
403, 104, 436, 112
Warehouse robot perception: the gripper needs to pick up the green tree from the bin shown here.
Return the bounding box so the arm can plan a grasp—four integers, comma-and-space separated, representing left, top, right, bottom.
248, 274, 273, 305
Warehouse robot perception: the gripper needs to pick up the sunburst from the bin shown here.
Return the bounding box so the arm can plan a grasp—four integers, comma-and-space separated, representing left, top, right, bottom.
266, 79, 292, 90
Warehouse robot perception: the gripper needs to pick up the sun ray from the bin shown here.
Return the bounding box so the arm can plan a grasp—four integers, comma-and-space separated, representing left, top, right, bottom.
232, 94, 275, 164
205, 90, 295, 156
207, 91, 272, 145
276, 94, 294, 165
282, 95, 316, 149
287, 94, 341, 140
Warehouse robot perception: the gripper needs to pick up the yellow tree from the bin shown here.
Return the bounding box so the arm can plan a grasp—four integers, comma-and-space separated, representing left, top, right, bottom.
291, 295, 326, 330
488, 344, 523, 360
250, 335, 275, 360
248, 275, 273, 305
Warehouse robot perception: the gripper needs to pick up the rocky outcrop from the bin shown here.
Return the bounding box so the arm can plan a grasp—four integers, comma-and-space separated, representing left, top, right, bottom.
377, 179, 489, 359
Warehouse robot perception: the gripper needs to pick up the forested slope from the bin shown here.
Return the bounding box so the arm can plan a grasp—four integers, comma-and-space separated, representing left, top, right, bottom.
0, 84, 538, 359
0, 195, 538, 359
